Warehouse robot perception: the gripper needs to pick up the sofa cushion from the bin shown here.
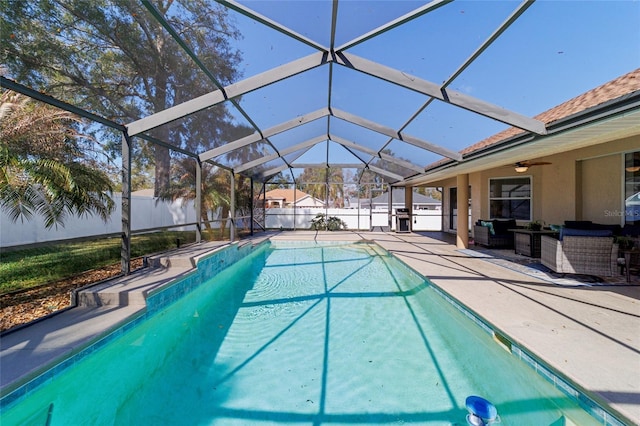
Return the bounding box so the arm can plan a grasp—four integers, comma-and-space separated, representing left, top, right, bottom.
564, 220, 593, 229
559, 227, 613, 240
589, 223, 622, 235
493, 219, 516, 235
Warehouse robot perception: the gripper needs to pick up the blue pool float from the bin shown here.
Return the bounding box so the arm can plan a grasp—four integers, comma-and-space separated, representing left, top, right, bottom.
465, 395, 499, 424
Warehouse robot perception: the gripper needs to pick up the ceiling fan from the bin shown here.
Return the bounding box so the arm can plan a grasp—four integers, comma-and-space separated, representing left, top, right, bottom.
514, 161, 551, 172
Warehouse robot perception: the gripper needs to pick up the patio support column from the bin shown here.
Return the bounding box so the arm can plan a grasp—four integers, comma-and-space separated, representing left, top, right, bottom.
262, 183, 266, 231
121, 131, 132, 275
195, 158, 202, 243
230, 171, 236, 242
369, 185, 373, 231
456, 174, 469, 249
388, 186, 393, 231
405, 186, 413, 231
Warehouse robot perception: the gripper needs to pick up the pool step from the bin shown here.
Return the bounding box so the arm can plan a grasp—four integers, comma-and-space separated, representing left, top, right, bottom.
146, 254, 196, 269
76, 264, 194, 307
76, 242, 229, 308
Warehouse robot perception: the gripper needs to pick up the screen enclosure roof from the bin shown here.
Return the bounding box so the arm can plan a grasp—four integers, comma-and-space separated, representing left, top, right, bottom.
3, 0, 639, 185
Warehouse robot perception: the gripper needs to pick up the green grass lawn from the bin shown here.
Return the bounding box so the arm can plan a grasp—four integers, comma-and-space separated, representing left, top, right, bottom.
0, 231, 200, 294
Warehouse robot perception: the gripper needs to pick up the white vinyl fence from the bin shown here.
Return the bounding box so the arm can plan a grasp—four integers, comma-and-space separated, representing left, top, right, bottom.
2, 201, 442, 248
265, 208, 442, 231
1, 193, 197, 248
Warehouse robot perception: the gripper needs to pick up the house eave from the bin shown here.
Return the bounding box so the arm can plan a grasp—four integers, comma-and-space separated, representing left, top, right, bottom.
404, 91, 640, 186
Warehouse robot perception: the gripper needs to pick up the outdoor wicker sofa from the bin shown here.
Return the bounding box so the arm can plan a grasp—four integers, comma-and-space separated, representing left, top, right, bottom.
540, 235, 619, 277
473, 219, 518, 248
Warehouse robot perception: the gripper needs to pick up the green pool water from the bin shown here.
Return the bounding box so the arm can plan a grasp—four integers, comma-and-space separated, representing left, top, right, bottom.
1, 241, 603, 425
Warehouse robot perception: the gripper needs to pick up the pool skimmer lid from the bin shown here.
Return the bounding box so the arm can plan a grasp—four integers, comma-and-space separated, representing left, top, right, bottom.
465, 395, 500, 425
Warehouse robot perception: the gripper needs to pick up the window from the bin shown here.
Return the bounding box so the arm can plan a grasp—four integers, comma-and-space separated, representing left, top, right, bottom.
625, 151, 640, 224
489, 177, 531, 220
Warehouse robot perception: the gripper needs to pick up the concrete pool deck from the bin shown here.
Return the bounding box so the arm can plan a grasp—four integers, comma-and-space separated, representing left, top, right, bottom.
1, 231, 639, 424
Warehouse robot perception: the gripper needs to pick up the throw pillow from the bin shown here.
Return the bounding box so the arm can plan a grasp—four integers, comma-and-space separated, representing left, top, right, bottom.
480, 220, 495, 236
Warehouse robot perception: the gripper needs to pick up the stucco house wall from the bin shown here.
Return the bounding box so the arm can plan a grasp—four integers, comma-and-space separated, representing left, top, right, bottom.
432, 137, 638, 235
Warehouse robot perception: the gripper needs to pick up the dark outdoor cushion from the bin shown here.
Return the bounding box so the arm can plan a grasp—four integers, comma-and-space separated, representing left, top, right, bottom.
564, 220, 593, 229
559, 227, 613, 241
589, 223, 622, 235
492, 219, 516, 235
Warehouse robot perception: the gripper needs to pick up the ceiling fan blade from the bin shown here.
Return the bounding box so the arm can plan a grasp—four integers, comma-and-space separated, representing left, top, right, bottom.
516, 161, 552, 167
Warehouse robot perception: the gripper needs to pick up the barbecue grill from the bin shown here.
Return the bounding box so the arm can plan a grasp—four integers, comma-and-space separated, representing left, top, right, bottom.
395, 208, 411, 233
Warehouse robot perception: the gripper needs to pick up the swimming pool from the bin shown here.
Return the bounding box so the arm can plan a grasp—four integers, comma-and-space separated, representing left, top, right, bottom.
0, 241, 611, 425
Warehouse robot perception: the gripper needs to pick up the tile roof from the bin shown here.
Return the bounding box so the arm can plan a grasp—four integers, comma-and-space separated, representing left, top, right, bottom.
262, 188, 310, 202
460, 68, 640, 156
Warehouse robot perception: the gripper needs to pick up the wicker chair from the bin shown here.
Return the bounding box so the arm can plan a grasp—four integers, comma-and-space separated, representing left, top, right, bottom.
473, 219, 517, 248
540, 235, 619, 277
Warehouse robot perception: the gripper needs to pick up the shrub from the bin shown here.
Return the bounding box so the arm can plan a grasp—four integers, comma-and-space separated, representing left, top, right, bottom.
310, 213, 348, 231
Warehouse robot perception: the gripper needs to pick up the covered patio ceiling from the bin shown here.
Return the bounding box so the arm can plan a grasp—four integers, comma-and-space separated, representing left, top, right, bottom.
3, 0, 639, 185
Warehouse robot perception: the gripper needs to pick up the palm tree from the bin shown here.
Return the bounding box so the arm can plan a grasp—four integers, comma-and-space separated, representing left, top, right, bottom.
297, 168, 327, 205
327, 167, 345, 207
0, 90, 115, 228
156, 157, 230, 233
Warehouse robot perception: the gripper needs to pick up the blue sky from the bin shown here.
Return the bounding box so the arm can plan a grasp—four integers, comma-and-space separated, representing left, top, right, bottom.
223, 1, 639, 166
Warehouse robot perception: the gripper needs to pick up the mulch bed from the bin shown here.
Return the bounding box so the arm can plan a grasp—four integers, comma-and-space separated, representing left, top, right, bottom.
0, 258, 144, 333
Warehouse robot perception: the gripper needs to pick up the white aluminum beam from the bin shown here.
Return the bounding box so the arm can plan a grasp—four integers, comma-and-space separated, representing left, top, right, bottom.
331, 143, 370, 165
234, 135, 327, 173
330, 134, 378, 157
200, 133, 263, 162
331, 108, 463, 160
378, 152, 424, 173
328, 163, 365, 169
330, 135, 424, 173
335, 52, 547, 135
367, 165, 404, 182
127, 52, 328, 136
200, 108, 330, 162
259, 164, 290, 180
292, 163, 328, 169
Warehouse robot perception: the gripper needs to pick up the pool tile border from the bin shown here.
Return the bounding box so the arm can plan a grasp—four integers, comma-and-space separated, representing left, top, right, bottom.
430, 285, 628, 426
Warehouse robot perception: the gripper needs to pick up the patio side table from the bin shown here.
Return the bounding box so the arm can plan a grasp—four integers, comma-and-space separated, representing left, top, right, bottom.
620, 249, 640, 283
510, 229, 559, 258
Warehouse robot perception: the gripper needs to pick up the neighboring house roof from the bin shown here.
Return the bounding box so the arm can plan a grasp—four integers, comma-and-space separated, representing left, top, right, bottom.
262, 188, 325, 206
461, 68, 640, 156
263, 188, 313, 203
131, 188, 155, 197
